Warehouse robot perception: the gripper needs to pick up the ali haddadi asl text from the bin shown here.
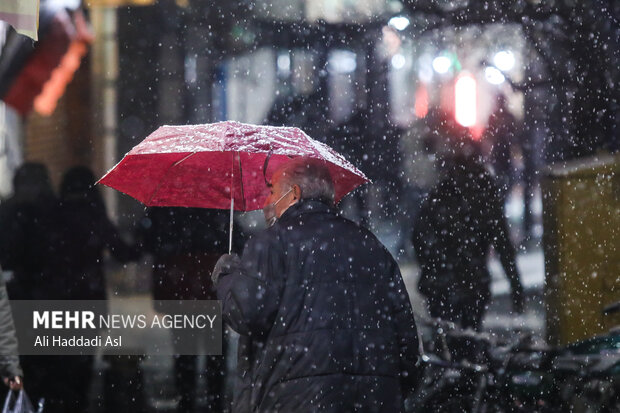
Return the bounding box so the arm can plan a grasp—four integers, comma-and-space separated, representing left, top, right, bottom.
34, 335, 121, 347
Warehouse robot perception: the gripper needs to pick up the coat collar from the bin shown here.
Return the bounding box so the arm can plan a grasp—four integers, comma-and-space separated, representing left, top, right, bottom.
279, 198, 334, 222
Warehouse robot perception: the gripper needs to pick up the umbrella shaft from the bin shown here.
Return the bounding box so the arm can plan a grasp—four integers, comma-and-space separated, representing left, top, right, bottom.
229, 197, 234, 254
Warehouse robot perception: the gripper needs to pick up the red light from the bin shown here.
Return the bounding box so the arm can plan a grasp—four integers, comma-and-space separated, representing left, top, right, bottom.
34, 41, 88, 116
455, 73, 476, 127
470, 125, 484, 141
414, 83, 429, 118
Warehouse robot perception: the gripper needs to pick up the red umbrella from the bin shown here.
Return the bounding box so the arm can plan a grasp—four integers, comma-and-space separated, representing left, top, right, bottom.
98, 121, 369, 251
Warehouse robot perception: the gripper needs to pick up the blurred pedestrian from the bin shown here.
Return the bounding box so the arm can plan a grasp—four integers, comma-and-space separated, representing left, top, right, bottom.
0, 267, 23, 392
0, 163, 61, 412
54, 166, 139, 300
327, 111, 371, 226
26, 165, 139, 413
399, 112, 444, 256
0, 163, 57, 300
412, 140, 524, 331
137, 207, 232, 412
482, 95, 520, 201
328, 111, 405, 252
264, 91, 331, 152
212, 157, 420, 412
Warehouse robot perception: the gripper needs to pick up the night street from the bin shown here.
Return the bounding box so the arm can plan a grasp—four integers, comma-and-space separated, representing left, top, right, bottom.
0, 1, 618, 412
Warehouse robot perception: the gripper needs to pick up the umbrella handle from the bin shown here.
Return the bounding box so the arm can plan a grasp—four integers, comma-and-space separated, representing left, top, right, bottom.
229, 197, 234, 254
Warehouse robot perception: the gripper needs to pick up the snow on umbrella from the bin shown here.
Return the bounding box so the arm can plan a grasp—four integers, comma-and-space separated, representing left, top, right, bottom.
98, 121, 369, 251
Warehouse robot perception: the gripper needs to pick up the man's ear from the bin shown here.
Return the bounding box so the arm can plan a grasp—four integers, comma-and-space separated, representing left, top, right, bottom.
292, 184, 302, 200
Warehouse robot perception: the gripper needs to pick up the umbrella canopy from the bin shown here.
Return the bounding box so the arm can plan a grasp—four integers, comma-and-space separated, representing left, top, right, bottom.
98, 121, 369, 211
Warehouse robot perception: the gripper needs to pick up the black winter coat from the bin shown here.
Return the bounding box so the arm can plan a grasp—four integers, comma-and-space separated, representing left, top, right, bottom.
412, 161, 522, 303
137, 207, 239, 302
0, 197, 59, 300
52, 199, 138, 300
217, 200, 419, 413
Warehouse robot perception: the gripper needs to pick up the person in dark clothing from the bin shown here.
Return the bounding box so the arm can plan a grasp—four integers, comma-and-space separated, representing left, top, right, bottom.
53, 166, 139, 300
264, 91, 331, 148
212, 158, 420, 413
137, 207, 232, 412
0, 163, 57, 412
0, 164, 114, 412
412, 143, 524, 331
0, 163, 58, 300
482, 95, 520, 200
25, 166, 138, 413
328, 112, 405, 227
326, 111, 372, 226
0, 270, 24, 391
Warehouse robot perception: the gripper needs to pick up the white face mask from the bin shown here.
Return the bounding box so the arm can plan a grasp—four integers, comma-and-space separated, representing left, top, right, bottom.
262, 187, 293, 227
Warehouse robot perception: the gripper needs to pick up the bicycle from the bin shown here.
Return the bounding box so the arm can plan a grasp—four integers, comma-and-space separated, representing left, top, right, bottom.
407, 301, 620, 412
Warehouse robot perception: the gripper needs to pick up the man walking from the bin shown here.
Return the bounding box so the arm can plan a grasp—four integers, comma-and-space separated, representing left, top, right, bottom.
412, 146, 524, 331
212, 158, 419, 412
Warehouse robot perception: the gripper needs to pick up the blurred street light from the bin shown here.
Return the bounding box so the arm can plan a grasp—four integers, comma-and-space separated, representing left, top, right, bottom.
388, 16, 410, 31
277, 53, 291, 76
432, 55, 452, 74
391, 53, 406, 69
418, 66, 433, 83
493, 50, 515, 71
485, 66, 505, 85
328, 50, 356, 74
418, 54, 434, 83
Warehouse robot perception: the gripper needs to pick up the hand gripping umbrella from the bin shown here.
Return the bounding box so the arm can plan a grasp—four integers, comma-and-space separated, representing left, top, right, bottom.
98, 121, 369, 253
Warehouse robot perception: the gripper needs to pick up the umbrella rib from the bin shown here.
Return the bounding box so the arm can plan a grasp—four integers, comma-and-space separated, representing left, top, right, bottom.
173, 151, 197, 166
147, 151, 197, 205
262, 151, 272, 186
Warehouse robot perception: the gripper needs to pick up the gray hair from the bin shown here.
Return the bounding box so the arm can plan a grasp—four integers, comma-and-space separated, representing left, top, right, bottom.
279, 158, 335, 205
